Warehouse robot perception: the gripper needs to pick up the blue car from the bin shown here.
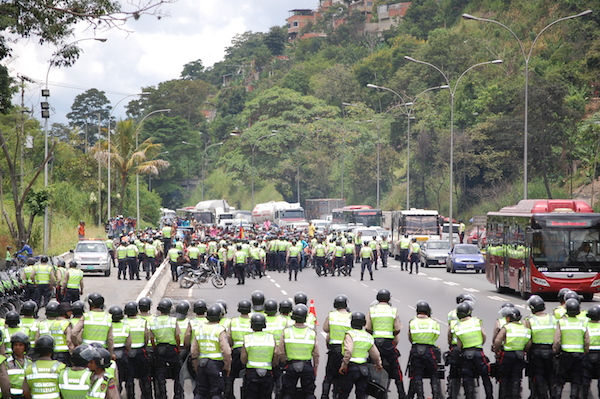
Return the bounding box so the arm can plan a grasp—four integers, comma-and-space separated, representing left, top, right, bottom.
446, 244, 485, 273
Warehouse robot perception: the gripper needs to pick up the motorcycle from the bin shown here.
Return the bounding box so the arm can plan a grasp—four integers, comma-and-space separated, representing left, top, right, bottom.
178, 259, 225, 289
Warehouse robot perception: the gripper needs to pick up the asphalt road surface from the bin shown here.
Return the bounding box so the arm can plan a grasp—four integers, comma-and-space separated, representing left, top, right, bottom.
82, 256, 599, 398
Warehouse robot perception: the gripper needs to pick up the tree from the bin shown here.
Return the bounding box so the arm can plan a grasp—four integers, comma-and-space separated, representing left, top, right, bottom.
66, 89, 112, 146
264, 26, 287, 56
100, 119, 170, 215
181, 60, 205, 80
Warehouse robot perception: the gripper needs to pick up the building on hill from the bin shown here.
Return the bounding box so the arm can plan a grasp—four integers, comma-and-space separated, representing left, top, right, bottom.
287, 1, 411, 41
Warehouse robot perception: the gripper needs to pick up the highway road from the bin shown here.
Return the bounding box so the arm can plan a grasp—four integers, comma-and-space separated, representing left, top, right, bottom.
82, 256, 599, 398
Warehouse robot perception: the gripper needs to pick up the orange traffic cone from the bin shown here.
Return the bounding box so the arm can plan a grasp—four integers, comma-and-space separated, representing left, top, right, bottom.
309, 299, 318, 325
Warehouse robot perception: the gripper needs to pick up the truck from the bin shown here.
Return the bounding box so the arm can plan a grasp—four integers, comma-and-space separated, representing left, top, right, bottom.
252, 201, 308, 228
194, 199, 236, 227
304, 198, 346, 221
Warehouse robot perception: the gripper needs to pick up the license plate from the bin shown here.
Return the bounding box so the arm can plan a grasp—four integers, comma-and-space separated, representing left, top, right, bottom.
87, 266, 95, 270
467, 264, 474, 269
439, 260, 445, 264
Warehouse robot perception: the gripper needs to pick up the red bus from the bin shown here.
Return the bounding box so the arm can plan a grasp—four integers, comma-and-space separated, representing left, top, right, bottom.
486, 199, 600, 300
331, 205, 382, 227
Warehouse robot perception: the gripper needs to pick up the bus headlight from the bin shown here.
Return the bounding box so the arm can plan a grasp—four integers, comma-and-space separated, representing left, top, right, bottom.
532, 277, 550, 287
591, 279, 600, 288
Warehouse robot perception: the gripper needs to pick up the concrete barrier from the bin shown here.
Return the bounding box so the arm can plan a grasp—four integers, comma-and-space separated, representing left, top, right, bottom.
136, 260, 170, 304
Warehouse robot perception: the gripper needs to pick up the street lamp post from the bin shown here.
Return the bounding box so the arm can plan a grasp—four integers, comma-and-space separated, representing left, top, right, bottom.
42, 37, 106, 252
462, 10, 592, 199
405, 56, 503, 245
106, 92, 149, 220
366, 84, 449, 209
135, 109, 170, 227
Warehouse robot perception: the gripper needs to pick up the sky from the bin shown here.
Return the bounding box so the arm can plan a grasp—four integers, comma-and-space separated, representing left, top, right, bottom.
7, 0, 318, 125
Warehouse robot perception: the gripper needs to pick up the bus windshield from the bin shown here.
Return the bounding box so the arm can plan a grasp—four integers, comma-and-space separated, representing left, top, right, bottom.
404, 216, 438, 235
532, 229, 600, 270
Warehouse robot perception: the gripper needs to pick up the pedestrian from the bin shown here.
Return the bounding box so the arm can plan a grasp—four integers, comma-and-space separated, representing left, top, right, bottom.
359, 241, 373, 281
399, 234, 410, 271
380, 236, 389, 268
407, 301, 442, 399
126, 239, 140, 280
22, 335, 66, 399
313, 239, 327, 277
408, 238, 420, 274
78, 221, 85, 240
105, 236, 117, 268
234, 244, 248, 285
167, 245, 179, 282
458, 220, 465, 244
321, 295, 351, 399
338, 312, 383, 399
61, 260, 84, 304
30, 255, 54, 308
38, 302, 73, 365
343, 238, 354, 276
116, 241, 128, 280
241, 313, 278, 399
366, 289, 406, 399
276, 304, 319, 399
287, 240, 301, 281
144, 238, 157, 279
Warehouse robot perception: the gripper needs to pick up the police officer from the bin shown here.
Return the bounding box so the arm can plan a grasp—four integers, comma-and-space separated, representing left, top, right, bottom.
58, 344, 93, 398
61, 260, 84, 304
72, 293, 114, 355
338, 312, 382, 399
287, 240, 301, 282
380, 236, 389, 268
148, 298, 182, 399
31, 255, 54, 307
523, 295, 556, 399
407, 301, 442, 399
313, 239, 328, 277
583, 305, 600, 399
332, 240, 344, 276
368, 237, 379, 270
354, 232, 363, 263
191, 305, 232, 399
359, 242, 374, 281
81, 345, 120, 399
493, 308, 532, 399
250, 242, 263, 278
553, 288, 571, 319
408, 238, 420, 275
0, 330, 10, 397
167, 245, 180, 282
190, 299, 208, 331
343, 238, 354, 276
7, 331, 31, 398
234, 244, 248, 285
452, 302, 493, 399
552, 298, 589, 399
106, 236, 117, 268
241, 313, 278, 399
109, 305, 131, 395
276, 304, 319, 399
145, 238, 158, 278
321, 295, 351, 399
366, 289, 405, 399
126, 239, 140, 280
117, 241, 129, 280
226, 300, 253, 399
123, 300, 153, 399
188, 241, 200, 270
22, 335, 66, 399
45, 302, 73, 365
252, 291, 266, 314
399, 234, 410, 271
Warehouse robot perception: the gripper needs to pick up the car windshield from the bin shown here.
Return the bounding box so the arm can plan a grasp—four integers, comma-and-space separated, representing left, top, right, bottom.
404, 216, 438, 235
455, 246, 479, 255
76, 243, 105, 253
427, 242, 451, 250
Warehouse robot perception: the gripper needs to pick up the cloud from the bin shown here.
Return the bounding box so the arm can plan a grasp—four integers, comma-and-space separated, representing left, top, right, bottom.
6, 0, 316, 124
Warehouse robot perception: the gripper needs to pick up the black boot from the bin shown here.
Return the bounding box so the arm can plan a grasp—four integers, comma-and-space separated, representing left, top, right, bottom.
570, 384, 580, 399
552, 385, 563, 399
463, 379, 476, 399
126, 381, 135, 399
224, 376, 236, 399
406, 380, 415, 399
582, 383, 591, 399
499, 381, 510, 399
448, 378, 461, 399
430, 378, 442, 399
413, 380, 425, 399
396, 380, 406, 399
140, 379, 154, 399
482, 376, 494, 399
510, 381, 521, 399
321, 380, 332, 399
534, 381, 549, 399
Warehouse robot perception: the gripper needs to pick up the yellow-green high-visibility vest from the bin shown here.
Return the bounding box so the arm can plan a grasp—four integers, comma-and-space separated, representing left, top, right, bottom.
81, 311, 112, 347
244, 331, 276, 370
369, 304, 396, 338
58, 368, 92, 399
283, 326, 316, 361
342, 329, 374, 364
24, 359, 65, 399
409, 317, 440, 345
328, 311, 351, 345
195, 323, 226, 360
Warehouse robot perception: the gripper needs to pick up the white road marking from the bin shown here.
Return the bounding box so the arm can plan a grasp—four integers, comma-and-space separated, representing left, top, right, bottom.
320, 331, 327, 339
464, 288, 480, 293
487, 296, 506, 301
275, 284, 281, 288
281, 290, 287, 296
187, 288, 193, 298
419, 272, 427, 276
515, 304, 526, 309
429, 277, 442, 281
361, 283, 369, 288
443, 281, 459, 286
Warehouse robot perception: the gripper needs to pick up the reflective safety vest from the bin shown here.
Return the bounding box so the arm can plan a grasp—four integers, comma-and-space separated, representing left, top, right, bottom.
554, 306, 567, 319
126, 244, 138, 257
4, 326, 30, 354
265, 315, 288, 344
334, 246, 344, 258
24, 359, 65, 399
188, 247, 200, 260
369, 304, 397, 338
35, 264, 52, 284
400, 237, 411, 249
162, 226, 172, 239
235, 251, 248, 265
82, 311, 112, 347
355, 236, 363, 245
149, 315, 178, 345
328, 311, 352, 345
176, 319, 189, 345
503, 322, 531, 351
198, 244, 207, 254
244, 331, 276, 369
409, 317, 440, 345
21, 318, 38, 347
139, 314, 155, 346
145, 244, 156, 258
175, 241, 184, 251
59, 368, 92, 399
87, 375, 110, 399
368, 241, 378, 250
344, 244, 354, 255
66, 268, 84, 290
558, 317, 587, 353
278, 240, 288, 252
218, 248, 227, 261
24, 265, 35, 284
410, 242, 420, 254
230, 317, 253, 348
195, 323, 226, 360
105, 240, 114, 250
360, 246, 373, 260
189, 317, 208, 332
49, 319, 71, 352
380, 240, 389, 250
454, 317, 484, 349
283, 326, 316, 361
588, 322, 600, 351
315, 244, 326, 257
127, 318, 147, 349
117, 247, 128, 260
343, 329, 374, 364
112, 321, 130, 349
250, 247, 261, 260
7, 355, 31, 396
289, 246, 301, 258
527, 314, 556, 345
135, 240, 145, 254
168, 248, 179, 262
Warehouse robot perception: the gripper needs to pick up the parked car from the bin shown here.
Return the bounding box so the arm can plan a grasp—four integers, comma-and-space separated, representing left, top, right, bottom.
73, 240, 111, 277
446, 244, 485, 273
352, 227, 380, 244
420, 240, 452, 268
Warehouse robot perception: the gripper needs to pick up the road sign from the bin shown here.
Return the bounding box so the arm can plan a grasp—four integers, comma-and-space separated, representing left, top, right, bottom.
472, 215, 487, 226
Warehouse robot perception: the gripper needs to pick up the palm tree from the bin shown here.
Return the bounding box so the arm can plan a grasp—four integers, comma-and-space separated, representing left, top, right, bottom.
95, 119, 169, 216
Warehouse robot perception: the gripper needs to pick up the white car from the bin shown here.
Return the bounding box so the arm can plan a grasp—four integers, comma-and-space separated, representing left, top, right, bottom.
352, 228, 380, 244
73, 240, 111, 277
